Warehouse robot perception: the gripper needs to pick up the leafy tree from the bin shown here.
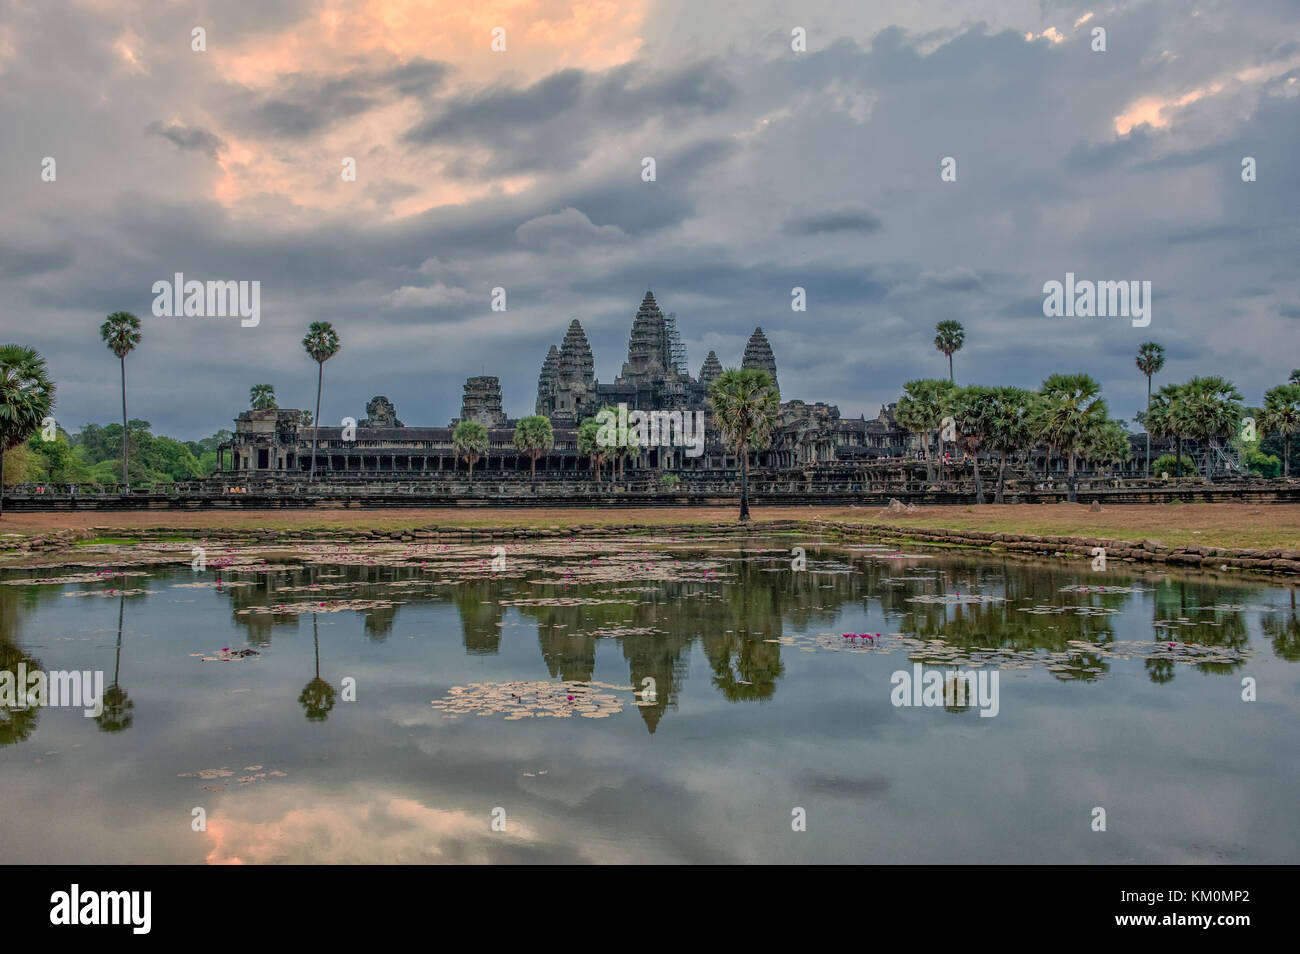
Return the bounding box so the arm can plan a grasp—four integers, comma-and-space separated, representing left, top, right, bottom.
1180, 376, 1242, 483
99, 312, 141, 488
895, 378, 956, 480
452, 419, 488, 480
249, 384, 277, 409
949, 385, 997, 503
983, 386, 1037, 503
1146, 383, 1190, 477
577, 416, 609, 482
1037, 373, 1108, 502
934, 320, 965, 383
1261, 383, 1300, 478
1135, 341, 1165, 476
301, 322, 340, 481
708, 368, 780, 522
0, 345, 56, 515
1082, 418, 1133, 471
512, 415, 554, 480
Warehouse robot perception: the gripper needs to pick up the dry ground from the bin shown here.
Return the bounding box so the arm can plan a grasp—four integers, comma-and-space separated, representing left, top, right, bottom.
2, 502, 1298, 550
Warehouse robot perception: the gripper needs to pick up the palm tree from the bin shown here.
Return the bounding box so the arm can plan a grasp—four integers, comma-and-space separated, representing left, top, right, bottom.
895, 378, 954, 480
1135, 341, 1165, 476
1146, 384, 1186, 477
1260, 383, 1300, 477
934, 320, 965, 383
984, 386, 1036, 504
0, 345, 56, 517
614, 420, 640, 480
452, 420, 488, 480
1037, 373, 1108, 502
1180, 376, 1242, 483
301, 321, 340, 481
99, 312, 141, 489
708, 367, 780, 522
949, 385, 997, 503
577, 416, 609, 482
249, 384, 277, 410
1082, 418, 1133, 474
299, 613, 336, 722
512, 415, 554, 480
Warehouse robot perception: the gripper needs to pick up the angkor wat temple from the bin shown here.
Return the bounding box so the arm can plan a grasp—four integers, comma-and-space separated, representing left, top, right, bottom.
219, 291, 915, 477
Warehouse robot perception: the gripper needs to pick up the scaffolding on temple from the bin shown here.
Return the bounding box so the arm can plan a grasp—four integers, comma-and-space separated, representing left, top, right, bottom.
664, 312, 689, 377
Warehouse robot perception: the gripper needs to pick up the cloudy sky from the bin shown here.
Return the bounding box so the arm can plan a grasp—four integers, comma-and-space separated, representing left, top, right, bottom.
1, 0, 1296, 440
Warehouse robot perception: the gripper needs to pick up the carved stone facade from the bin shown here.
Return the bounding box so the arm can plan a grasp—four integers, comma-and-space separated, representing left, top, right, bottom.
223, 290, 916, 476
360, 395, 403, 428
459, 376, 506, 428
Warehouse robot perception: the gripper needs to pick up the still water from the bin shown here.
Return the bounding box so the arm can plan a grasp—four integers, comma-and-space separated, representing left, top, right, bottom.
2, 535, 1297, 863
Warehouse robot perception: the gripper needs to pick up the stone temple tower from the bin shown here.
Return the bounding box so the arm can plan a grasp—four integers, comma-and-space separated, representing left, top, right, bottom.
460, 376, 506, 428
618, 291, 673, 385
536, 318, 597, 423
742, 327, 779, 394
699, 351, 722, 392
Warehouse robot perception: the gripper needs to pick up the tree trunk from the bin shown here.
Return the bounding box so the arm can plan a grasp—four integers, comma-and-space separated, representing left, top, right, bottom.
948, 353, 954, 383
530, 454, 537, 480
995, 450, 1007, 504
310, 361, 323, 481
1145, 377, 1152, 477
1067, 452, 1077, 503
739, 440, 750, 522
1286, 434, 1292, 478
120, 355, 129, 490
1204, 440, 1214, 484
1175, 436, 1183, 477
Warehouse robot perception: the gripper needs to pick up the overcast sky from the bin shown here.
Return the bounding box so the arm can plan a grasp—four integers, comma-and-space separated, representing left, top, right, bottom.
1, 0, 1296, 440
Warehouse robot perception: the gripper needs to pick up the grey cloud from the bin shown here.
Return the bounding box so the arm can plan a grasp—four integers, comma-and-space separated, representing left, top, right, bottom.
784, 206, 883, 235
145, 121, 227, 159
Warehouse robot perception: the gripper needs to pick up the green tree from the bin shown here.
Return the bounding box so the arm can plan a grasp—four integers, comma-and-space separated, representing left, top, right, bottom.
1260, 383, 1300, 478
708, 368, 780, 522
1180, 376, 1242, 483
301, 322, 340, 481
0, 346, 56, 515
1037, 373, 1108, 502
895, 378, 955, 480
249, 384, 277, 409
1083, 418, 1133, 472
984, 386, 1037, 504
99, 312, 141, 489
1135, 341, 1165, 476
1146, 383, 1189, 477
949, 385, 997, 503
577, 416, 609, 482
934, 320, 965, 383
512, 415, 554, 480
452, 419, 488, 480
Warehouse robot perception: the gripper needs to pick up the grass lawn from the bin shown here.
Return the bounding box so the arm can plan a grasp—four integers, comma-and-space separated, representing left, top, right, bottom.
2, 502, 1298, 551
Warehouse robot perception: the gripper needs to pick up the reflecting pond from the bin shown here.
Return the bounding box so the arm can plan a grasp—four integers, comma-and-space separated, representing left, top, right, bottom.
2, 535, 1297, 863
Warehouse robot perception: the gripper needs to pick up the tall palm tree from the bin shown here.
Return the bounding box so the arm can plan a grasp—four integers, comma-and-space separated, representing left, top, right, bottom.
1037, 373, 1108, 502
511, 415, 554, 480
984, 386, 1036, 504
301, 321, 340, 481
1135, 341, 1165, 476
950, 385, 997, 503
452, 420, 488, 480
934, 320, 965, 383
0, 345, 56, 517
1261, 383, 1300, 478
249, 384, 277, 410
99, 312, 141, 489
1180, 376, 1242, 483
708, 368, 780, 522
299, 613, 336, 722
